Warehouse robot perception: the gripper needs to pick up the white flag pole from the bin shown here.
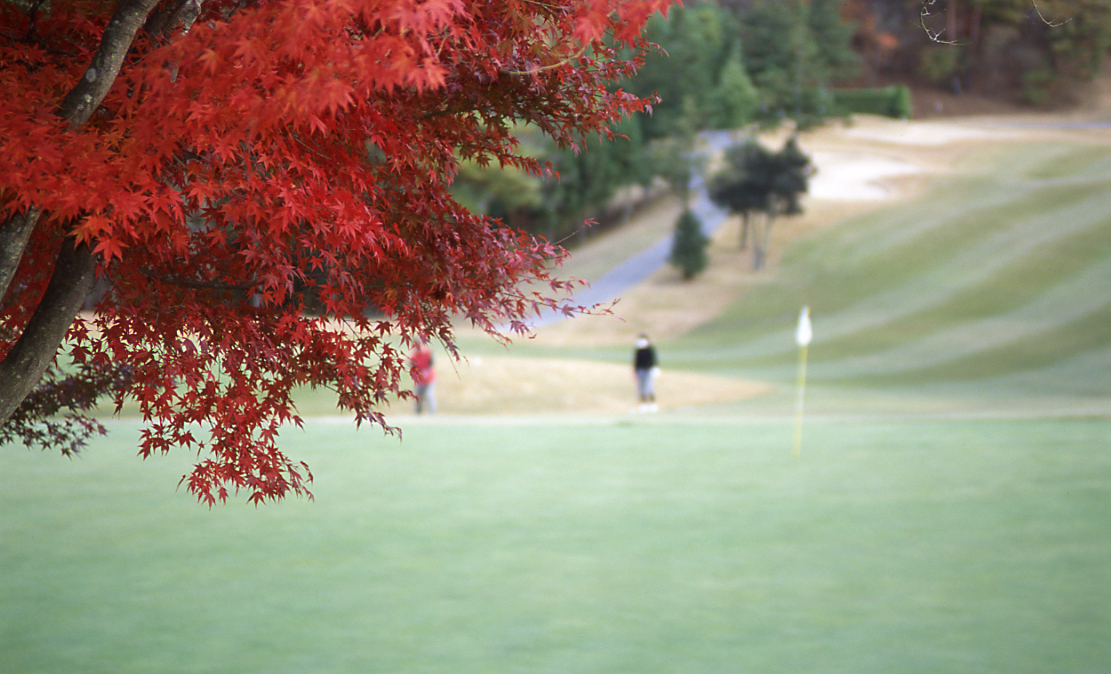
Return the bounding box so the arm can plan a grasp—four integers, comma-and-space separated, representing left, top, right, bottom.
793, 306, 812, 459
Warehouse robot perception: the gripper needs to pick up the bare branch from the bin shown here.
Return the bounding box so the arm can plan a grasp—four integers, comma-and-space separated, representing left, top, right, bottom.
1031, 0, 1070, 28
144, 0, 205, 40
918, 0, 961, 45
919, 0, 1071, 44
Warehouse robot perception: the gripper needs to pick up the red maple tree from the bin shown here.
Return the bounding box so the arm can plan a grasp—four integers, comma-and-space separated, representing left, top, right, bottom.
0, 0, 676, 504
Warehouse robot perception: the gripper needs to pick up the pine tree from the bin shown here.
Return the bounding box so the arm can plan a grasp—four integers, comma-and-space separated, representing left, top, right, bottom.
669, 209, 709, 280
708, 48, 760, 129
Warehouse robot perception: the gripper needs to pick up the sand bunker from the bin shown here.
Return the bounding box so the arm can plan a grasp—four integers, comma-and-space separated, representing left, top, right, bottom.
429, 356, 772, 415
809, 151, 924, 200
840, 118, 1013, 146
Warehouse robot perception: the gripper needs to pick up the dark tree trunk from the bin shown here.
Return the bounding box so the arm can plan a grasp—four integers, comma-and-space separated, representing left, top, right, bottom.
0, 0, 162, 428
754, 213, 774, 271
0, 209, 41, 302
58, 0, 163, 125
0, 241, 98, 424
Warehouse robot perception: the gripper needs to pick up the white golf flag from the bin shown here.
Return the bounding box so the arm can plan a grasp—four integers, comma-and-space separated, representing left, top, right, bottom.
796, 305, 812, 346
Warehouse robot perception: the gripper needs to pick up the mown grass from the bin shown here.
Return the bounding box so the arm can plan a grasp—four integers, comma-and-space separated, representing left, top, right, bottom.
3, 418, 1110, 674
7, 127, 1111, 674
666, 140, 1111, 404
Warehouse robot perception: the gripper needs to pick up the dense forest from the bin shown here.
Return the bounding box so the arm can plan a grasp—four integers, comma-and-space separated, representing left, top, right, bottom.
454, 0, 1111, 243
846, 0, 1111, 104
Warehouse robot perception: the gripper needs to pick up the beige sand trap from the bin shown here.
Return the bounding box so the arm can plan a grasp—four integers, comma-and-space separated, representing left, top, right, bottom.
431, 356, 773, 415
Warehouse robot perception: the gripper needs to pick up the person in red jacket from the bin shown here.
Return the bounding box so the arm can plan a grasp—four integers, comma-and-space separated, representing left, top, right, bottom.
409, 341, 436, 414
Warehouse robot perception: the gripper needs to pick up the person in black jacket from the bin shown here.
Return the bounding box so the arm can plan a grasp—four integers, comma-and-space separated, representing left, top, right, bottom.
633, 333, 658, 412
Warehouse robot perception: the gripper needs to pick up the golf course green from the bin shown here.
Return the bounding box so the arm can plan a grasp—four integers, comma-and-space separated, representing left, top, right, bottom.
3, 117, 1111, 673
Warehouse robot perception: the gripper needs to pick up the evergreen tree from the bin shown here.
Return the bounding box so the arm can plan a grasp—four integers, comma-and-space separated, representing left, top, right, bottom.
707, 48, 761, 129
631, 1, 753, 139
669, 209, 710, 280
807, 0, 861, 83
540, 115, 649, 243
646, 96, 705, 208
729, 0, 856, 124
708, 138, 771, 252
769, 136, 811, 219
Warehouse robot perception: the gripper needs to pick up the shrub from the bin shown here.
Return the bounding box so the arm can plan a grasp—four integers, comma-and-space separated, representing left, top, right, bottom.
831, 85, 913, 119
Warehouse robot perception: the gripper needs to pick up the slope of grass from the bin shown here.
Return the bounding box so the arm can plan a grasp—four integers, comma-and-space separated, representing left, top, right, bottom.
3, 419, 1110, 674
666, 140, 1111, 405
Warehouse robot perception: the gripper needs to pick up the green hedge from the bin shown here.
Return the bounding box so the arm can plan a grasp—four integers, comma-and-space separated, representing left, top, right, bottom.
831, 85, 912, 119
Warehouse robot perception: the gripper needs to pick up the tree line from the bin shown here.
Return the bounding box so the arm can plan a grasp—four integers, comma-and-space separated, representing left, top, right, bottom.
454, 0, 857, 246
850, 0, 1111, 104
460, 0, 1111, 246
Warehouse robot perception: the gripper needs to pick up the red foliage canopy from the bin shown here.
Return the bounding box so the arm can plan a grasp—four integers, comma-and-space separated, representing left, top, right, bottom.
0, 0, 676, 504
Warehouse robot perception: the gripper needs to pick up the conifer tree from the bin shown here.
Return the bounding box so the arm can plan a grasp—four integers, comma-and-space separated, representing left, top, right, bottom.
669, 209, 709, 280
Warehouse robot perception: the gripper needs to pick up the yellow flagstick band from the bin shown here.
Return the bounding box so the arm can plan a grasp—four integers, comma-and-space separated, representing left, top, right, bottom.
793, 343, 808, 458
793, 306, 812, 459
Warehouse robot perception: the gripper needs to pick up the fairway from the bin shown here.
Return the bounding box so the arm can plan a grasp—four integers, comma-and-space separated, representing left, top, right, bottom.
665, 132, 1111, 410
6, 113, 1111, 673
3, 418, 1110, 674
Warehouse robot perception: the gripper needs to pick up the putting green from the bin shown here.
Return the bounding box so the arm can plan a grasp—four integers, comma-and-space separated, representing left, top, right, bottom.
3, 418, 1109, 673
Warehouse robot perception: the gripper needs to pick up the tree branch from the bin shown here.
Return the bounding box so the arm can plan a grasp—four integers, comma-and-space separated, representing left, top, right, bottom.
0, 208, 41, 303
1, 0, 163, 429
139, 268, 256, 291
58, 0, 162, 125
144, 0, 204, 40
22, 0, 48, 41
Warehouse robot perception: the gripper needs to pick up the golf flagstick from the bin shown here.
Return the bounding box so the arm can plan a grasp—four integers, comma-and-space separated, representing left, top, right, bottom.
793, 306, 812, 458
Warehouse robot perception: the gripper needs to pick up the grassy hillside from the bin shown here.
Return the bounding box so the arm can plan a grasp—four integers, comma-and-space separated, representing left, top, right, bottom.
74, 119, 1111, 421
645, 135, 1111, 414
